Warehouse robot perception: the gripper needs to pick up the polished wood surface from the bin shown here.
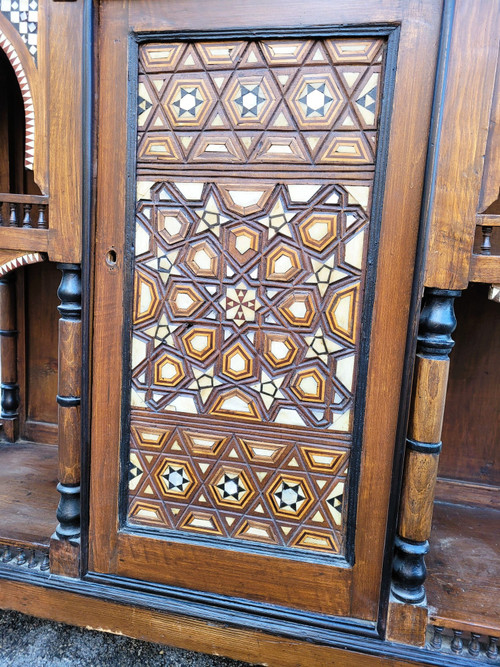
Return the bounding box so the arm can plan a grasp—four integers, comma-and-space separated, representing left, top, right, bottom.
399, 450, 439, 542
0, 580, 418, 667
440, 283, 500, 488
0, 441, 58, 546
424, 0, 500, 290
24, 262, 59, 429
46, 0, 82, 263
89, 0, 442, 620
427, 501, 500, 634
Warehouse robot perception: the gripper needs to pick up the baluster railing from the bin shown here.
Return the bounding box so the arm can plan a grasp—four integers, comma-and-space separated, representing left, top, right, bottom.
0, 193, 49, 229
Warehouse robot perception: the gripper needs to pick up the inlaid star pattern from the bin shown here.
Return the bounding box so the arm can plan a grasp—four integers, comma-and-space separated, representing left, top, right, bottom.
145, 249, 180, 284
144, 315, 179, 349
188, 365, 222, 403
161, 464, 192, 493
220, 281, 262, 327
233, 83, 266, 118
172, 86, 205, 119
298, 82, 334, 118
273, 480, 307, 513
258, 198, 297, 239
216, 473, 247, 501
195, 195, 230, 237
131, 34, 385, 553
251, 371, 285, 409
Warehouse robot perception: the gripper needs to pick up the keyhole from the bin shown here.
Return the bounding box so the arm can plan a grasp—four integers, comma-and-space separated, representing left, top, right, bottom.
106, 249, 117, 266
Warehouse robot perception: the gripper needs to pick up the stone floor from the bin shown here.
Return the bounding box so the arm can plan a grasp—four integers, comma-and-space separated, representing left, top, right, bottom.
0, 610, 251, 667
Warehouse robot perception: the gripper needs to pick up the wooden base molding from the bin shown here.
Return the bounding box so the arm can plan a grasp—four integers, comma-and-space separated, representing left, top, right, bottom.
0, 576, 488, 667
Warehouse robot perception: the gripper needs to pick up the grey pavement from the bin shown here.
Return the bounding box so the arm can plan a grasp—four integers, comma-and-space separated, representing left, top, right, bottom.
0, 610, 252, 667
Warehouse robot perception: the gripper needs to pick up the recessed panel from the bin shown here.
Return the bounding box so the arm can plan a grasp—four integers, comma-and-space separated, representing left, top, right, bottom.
128, 37, 385, 556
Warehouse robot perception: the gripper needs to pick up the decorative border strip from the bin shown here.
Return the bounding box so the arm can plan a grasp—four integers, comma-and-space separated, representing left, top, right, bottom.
0, 251, 44, 276
0, 29, 35, 169
0, 543, 49, 572
428, 625, 499, 663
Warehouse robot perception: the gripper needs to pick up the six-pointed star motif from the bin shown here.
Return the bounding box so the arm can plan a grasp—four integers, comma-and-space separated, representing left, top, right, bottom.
298, 81, 334, 118
172, 86, 205, 118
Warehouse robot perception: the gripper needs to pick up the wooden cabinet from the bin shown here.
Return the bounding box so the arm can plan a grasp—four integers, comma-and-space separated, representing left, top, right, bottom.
0, 1, 499, 665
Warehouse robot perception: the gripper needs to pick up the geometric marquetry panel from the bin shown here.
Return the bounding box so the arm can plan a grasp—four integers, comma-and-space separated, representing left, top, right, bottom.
129, 37, 386, 555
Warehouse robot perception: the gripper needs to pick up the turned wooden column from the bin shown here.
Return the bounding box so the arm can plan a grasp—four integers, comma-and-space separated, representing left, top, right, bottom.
51, 264, 82, 576
0, 273, 19, 442
387, 288, 460, 645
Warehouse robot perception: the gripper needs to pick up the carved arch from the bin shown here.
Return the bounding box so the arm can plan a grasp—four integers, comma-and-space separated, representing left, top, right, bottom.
0, 250, 46, 277
0, 15, 37, 171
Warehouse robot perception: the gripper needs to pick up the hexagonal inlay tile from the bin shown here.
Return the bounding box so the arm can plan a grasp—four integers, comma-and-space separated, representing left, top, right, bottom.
156, 458, 197, 498
228, 225, 260, 264
263, 333, 298, 368
163, 76, 214, 128
182, 326, 217, 361
288, 71, 343, 129
278, 292, 315, 327
157, 208, 191, 244
167, 283, 204, 317
267, 474, 313, 519
154, 353, 185, 387
266, 244, 301, 281
209, 466, 255, 508
291, 367, 326, 402
185, 240, 218, 277
299, 212, 338, 251
222, 342, 254, 380
223, 73, 279, 127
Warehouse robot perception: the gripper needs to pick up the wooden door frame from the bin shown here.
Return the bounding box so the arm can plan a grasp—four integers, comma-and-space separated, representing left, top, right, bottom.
86, 0, 444, 629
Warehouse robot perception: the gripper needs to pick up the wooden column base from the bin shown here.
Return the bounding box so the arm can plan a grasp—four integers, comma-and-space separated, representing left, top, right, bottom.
386, 596, 428, 646
49, 538, 80, 578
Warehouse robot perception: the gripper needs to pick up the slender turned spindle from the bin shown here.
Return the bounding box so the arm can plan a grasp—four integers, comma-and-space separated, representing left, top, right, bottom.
22, 203, 32, 228
0, 203, 3, 226
37, 204, 48, 229
481, 225, 493, 255
430, 626, 444, 650
391, 289, 460, 605
488, 637, 499, 659
451, 630, 464, 654
9, 203, 17, 227
468, 633, 481, 657
53, 264, 82, 546
0, 273, 20, 441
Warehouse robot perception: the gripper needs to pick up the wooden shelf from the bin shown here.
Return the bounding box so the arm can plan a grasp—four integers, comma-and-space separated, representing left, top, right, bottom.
427, 501, 500, 634
0, 440, 58, 548
469, 254, 500, 283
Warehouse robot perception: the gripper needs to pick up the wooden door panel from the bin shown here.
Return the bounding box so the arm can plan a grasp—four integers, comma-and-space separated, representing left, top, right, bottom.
128, 36, 382, 559
89, 0, 443, 621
